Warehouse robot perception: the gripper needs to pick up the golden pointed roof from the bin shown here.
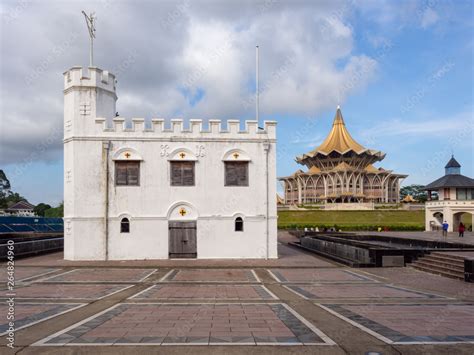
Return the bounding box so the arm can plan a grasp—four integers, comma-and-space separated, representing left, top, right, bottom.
312, 107, 365, 155
332, 161, 354, 171
292, 169, 305, 177
308, 166, 321, 174
402, 194, 416, 202
296, 107, 386, 164
276, 194, 284, 204
364, 164, 379, 173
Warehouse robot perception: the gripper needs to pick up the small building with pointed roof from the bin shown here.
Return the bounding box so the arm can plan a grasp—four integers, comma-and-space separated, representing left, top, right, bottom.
5, 200, 35, 217
279, 107, 407, 205
425, 156, 474, 232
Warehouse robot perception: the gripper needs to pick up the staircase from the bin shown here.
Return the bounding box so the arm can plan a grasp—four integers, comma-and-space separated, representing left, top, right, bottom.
410, 252, 465, 280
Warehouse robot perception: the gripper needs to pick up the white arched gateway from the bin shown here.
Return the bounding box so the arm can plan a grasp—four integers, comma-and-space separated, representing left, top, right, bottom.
425, 156, 474, 232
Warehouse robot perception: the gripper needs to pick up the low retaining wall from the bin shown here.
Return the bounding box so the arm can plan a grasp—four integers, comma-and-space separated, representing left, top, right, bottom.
0, 237, 63, 260
301, 236, 372, 265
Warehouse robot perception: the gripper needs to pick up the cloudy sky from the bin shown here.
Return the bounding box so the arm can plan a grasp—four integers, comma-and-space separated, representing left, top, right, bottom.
0, 0, 473, 205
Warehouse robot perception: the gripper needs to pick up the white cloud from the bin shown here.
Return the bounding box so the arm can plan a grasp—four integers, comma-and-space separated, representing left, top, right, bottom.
361, 111, 474, 138
420, 8, 439, 29
0, 1, 380, 165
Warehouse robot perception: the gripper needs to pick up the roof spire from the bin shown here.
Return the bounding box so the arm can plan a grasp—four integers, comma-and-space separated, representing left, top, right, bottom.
306, 106, 365, 154
333, 105, 344, 125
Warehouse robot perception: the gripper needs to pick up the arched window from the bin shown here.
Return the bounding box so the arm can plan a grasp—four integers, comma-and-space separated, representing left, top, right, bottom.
120, 218, 130, 233
235, 217, 243, 232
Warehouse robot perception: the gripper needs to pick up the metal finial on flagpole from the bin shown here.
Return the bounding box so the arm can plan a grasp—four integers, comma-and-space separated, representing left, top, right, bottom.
256, 45, 260, 127
82, 11, 96, 67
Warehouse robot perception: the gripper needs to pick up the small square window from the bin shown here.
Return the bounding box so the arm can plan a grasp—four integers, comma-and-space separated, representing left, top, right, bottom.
225, 162, 248, 186
115, 161, 140, 186
171, 161, 195, 186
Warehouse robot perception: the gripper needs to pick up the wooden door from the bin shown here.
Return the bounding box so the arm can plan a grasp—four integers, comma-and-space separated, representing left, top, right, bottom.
169, 221, 197, 258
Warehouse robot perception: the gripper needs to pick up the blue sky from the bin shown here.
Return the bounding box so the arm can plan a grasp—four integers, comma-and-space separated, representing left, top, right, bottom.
1, 0, 473, 205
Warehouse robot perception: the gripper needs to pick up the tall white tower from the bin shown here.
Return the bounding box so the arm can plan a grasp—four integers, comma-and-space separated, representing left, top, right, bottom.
63, 67, 117, 260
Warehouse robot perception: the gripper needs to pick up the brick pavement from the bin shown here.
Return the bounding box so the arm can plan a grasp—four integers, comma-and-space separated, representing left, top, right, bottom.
35, 303, 330, 345
0, 267, 59, 282
162, 269, 260, 283
268, 268, 374, 283
0, 303, 84, 336
285, 284, 446, 300
321, 303, 474, 343
0, 283, 131, 300
38, 268, 157, 283
1, 232, 474, 352
130, 285, 277, 300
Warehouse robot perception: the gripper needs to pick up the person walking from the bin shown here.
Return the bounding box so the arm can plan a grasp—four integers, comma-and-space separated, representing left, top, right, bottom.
442, 221, 449, 237
458, 222, 465, 238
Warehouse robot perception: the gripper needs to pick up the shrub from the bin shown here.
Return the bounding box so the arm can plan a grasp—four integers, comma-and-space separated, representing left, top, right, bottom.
278, 223, 424, 231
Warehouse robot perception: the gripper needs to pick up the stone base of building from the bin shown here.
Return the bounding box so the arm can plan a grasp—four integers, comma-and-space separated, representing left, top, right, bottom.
63, 218, 278, 260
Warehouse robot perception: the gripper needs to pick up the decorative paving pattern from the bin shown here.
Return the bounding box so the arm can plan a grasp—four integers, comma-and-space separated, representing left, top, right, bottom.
130, 285, 277, 300
161, 269, 260, 283
268, 268, 374, 283
0, 303, 84, 335
320, 303, 474, 344
0, 267, 59, 282
0, 283, 132, 300
286, 284, 445, 300
38, 268, 157, 283
35, 303, 334, 345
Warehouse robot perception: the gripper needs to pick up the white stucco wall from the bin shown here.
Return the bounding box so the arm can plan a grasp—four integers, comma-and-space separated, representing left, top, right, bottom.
64, 66, 277, 260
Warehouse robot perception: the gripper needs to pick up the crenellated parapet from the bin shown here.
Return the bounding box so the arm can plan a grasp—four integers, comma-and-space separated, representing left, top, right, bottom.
93, 118, 277, 139
64, 66, 116, 96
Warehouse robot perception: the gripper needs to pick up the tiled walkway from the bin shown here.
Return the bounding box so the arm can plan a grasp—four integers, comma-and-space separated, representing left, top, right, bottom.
161, 269, 260, 283
0, 303, 84, 335
0, 267, 59, 282
2, 234, 474, 353
39, 268, 157, 283
0, 283, 132, 300
268, 268, 374, 283
285, 284, 446, 300
130, 285, 277, 300
37, 303, 330, 345
321, 303, 474, 343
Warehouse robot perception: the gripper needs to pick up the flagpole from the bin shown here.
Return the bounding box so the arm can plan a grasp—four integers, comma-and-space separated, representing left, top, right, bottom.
256, 45, 259, 126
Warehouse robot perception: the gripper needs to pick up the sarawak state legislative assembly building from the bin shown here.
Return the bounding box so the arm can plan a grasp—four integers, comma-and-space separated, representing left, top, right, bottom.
279, 107, 407, 205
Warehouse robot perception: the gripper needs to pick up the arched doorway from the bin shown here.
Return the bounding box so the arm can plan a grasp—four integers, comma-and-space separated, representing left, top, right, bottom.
453, 212, 473, 232
430, 212, 443, 231
167, 202, 198, 258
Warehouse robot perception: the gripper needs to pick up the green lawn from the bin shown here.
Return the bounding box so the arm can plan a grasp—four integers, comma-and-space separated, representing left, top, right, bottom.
278, 210, 425, 231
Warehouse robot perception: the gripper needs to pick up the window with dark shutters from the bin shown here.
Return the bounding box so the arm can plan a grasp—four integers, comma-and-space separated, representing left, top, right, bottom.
171, 161, 195, 186
115, 161, 140, 186
225, 162, 248, 186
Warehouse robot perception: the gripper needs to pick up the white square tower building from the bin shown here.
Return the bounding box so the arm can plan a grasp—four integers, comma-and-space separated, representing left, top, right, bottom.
63, 66, 277, 260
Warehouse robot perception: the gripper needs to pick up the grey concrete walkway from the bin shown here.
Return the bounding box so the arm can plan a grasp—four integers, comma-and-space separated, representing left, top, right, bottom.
354, 230, 474, 245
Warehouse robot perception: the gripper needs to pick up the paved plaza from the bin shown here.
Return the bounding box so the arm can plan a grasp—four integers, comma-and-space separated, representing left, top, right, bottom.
1, 231, 474, 354
0, 283, 132, 300
0, 267, 59, 283
130, 285, 277, 300
284, 284, 447, 300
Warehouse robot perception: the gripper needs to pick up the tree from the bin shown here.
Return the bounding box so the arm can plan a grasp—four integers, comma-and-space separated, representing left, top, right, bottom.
34, 203, 52, 217
400, 184, 428, 202
44, 202, 64, 218
0, 192, 28, 209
